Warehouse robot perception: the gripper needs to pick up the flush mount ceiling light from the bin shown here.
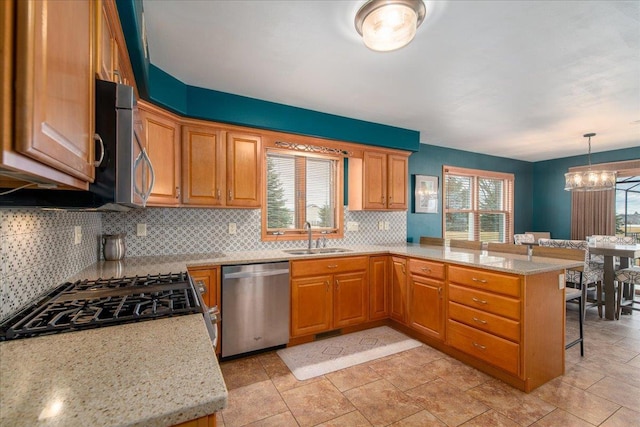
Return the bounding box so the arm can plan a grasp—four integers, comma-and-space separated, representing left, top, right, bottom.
355, 0, 426, 52
564, 133, 617, 192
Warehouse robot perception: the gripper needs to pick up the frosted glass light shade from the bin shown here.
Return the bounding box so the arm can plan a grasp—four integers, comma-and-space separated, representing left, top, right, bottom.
355, 0, 426, 52
564, 170, 617, 191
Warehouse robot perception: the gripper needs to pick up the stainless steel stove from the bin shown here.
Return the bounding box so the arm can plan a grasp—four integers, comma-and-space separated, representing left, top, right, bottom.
1, 273, 205, 341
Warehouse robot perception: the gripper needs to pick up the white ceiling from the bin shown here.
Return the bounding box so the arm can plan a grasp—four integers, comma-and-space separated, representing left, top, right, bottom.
142, 0, 640, 162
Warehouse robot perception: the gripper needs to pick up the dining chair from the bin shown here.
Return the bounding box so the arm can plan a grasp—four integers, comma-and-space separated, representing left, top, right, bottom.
486, 242, 528, 255
419, 236, 445, 246
526, 231, 551, 243
538, 239, 604, 319
615, 266, 640, 319
449, 239, 483, 250
513, 233, 535, 245
532, 246, 585, 356
588, 235, 636, 264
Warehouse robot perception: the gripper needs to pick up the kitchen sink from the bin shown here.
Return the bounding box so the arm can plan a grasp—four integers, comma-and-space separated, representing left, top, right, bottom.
283, 248, 352, 255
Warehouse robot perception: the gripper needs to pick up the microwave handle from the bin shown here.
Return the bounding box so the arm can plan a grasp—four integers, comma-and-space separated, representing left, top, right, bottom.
133, 131, 155, 207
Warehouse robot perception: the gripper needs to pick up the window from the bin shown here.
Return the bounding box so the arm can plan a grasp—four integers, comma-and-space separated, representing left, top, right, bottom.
615, 175, 640, 239
443, 166, 514, 243
263, 148, 343, 239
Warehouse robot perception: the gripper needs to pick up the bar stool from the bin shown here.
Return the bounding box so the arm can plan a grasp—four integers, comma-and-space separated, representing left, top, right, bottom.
615, 266, 640, 319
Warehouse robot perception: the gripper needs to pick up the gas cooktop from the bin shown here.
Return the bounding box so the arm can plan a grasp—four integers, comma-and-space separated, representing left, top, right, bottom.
0, 272, 202, 340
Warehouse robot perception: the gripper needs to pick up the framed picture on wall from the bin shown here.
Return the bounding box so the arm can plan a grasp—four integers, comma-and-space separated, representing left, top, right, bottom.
415, 175, 439, 214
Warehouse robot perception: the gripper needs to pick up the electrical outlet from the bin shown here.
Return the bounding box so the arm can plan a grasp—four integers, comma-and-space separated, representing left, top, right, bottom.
74, 226, 82, 245
346, 221, 359, 232
229, 222, 237, 235
384, 221, 390, 230
378, 221, 384, 231
137, 223, 147, 237
558, 273, 565, 289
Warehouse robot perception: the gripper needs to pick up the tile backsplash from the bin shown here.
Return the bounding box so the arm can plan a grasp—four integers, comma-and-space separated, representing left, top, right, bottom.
0, 209, 102, 321
1, 206, 406, 321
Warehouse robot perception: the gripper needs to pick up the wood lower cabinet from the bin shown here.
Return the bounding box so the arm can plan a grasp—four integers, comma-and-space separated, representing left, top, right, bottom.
445, 265, 564, 391
2, 0, 96, 189
369, 256, 389, 320
187, 267, 220, 355
138, 102, 181, 206
290, 256, 368, 337
408, 258, 445, 340
172, 414, 216, 427
390, 257, 407, 323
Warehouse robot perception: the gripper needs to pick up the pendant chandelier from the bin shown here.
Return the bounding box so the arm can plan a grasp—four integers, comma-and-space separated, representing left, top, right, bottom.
564, 133, 617, 192
354, 0, 426, 52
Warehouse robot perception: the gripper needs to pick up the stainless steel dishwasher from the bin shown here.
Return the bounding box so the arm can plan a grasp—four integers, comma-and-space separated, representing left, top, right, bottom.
221, 262, 290, 358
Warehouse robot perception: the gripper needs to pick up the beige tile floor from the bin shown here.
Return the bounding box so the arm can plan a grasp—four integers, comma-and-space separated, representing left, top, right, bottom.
217, 306, 640, 427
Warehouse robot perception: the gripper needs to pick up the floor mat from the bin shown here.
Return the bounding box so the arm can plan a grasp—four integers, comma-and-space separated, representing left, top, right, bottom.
276, 326, 421, 380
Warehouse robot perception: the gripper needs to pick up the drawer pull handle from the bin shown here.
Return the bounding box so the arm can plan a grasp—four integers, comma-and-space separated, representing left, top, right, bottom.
326, 280, 330, 292
472, 342, 486, 350
472, 297, 488, 304
472, 277, 488, 283
327, 264, 338, 269
421, 267, 431, 272
472, 317, 487, 324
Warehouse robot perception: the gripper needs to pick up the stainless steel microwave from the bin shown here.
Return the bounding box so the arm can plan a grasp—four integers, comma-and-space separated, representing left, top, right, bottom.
0, 79, 155, 210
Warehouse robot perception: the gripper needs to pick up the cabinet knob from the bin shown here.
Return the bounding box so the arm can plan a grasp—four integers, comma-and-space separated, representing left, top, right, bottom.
176, 187, 181, 199
325, 280, 330, 292
336, 280, 340, 290
216, 188, 221, 199
228, 190, 232, 200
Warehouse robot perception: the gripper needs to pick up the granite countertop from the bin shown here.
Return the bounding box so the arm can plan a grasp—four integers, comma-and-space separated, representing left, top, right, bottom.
67, 243, 582, 281
0, 314, 227, 427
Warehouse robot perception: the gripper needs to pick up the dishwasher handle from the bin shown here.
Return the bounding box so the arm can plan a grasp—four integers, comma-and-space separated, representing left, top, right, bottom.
223, 268, 290, 280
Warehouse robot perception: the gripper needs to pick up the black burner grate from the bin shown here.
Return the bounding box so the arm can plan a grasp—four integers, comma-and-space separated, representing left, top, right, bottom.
0, 272, 202, 340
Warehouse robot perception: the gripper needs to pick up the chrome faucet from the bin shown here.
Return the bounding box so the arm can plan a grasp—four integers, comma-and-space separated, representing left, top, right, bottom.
304, 221, 312, 250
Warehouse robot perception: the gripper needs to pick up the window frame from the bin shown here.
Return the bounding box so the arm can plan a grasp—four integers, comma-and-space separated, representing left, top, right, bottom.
442, 165, 514, 243
261, 146, 344, 242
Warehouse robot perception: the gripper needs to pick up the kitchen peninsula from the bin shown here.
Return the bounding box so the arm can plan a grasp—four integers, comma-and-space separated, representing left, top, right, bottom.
0, 244, 580, 427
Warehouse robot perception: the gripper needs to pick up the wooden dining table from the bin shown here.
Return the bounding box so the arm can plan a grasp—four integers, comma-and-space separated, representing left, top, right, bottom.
589, 243, 640, 320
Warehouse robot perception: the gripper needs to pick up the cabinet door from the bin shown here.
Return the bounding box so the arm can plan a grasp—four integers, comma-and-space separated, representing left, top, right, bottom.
188, 268, 220, 309
409, 275, 444, 340
14, 0, 95, 184
390, 257, 407, 323
139, 103, 181, 206
387, 154, 408, 210
226, 132, 261, 207
362, 151, 387, 210
182, 125, 224, 206
333, 271, 368, 328
291, 275, 332, 337
369, 256, 389, 320
96, 0, 116, 82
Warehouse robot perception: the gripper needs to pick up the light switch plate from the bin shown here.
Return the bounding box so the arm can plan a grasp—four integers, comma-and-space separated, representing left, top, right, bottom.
378, 221, 384, 231
384, 221, 390, 230
229, 222, 237, 235
137, 223, 147, 237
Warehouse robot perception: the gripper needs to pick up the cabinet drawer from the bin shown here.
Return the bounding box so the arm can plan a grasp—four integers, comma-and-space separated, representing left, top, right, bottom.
291, 256, 368, 277
448, 320, 520, 376
449, 266, 520, 297
448, 301, 520, 342
449, 284, 520, 320
409, 258, 445, 280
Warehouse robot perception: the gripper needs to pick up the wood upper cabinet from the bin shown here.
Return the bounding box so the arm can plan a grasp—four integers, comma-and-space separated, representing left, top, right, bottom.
138, 102, 181, 206
96, 0, 135, 87
290, 256, 368, 337
2, 0, 96, 189
390, 256, 407, 323
408, 258, 445, 340
348, 150, 409, 211
226, 132, 262, 207
181, 125, 262, 208
182, 125, 225, 206
369, 256, 390, 320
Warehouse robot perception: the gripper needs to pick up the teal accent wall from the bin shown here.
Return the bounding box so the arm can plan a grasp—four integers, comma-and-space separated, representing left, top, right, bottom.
532, 147, 640, 239
115, 1, 420, 152
407, 144, 533, 244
